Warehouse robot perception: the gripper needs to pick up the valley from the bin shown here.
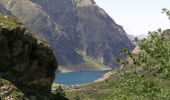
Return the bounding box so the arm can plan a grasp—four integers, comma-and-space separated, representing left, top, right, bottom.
0, 0, 169, 100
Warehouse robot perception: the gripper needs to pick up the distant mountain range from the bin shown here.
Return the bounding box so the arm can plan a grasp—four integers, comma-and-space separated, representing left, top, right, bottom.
127, 34, 148, 41
0, 0, 135, 71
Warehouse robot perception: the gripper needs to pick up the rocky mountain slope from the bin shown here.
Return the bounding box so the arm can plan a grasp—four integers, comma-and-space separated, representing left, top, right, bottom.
0, 0, 135, 71
0, 13, 63, 99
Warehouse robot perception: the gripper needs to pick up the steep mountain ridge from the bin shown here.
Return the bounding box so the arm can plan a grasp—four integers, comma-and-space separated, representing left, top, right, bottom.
0, 0, 135, 71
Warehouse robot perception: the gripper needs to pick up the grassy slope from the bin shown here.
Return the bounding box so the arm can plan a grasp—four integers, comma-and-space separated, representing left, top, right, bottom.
65, 65, 170, 100
0, 78, 28, 100
52, 83, 60, 89
0, 13, 21, 28
64, 71, 117, 100
59, 50, 110, 73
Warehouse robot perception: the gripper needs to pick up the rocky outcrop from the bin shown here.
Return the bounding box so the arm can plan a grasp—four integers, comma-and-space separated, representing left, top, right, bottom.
0, 0, 135, 71
0, 78, 28, 100
0, 3, 15, 18
0, 14, 58, 99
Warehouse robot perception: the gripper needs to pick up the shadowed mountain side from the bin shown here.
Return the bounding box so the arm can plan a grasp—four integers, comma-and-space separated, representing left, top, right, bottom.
0, 0, 135, 71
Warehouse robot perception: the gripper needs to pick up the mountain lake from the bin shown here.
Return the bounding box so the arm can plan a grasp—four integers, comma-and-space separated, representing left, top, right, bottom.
53, 71, 108, 86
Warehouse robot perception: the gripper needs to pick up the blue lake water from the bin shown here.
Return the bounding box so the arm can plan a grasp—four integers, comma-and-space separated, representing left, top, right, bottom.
53, 71, 108, 86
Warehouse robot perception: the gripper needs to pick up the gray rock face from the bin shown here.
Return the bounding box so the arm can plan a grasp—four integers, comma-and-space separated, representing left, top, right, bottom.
0, 0, 135, 70
0, 3, 14, 17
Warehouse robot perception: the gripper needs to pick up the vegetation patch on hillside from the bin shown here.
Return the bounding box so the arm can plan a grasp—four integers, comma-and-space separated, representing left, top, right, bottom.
58, 49, 110, 73
0, 13, 21, 28
64, 9, 170, 100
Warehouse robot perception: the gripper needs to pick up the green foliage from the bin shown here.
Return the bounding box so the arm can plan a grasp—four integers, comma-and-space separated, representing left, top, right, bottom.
53, 85, 69, 100
109, 9, 170, 99
0, 13, 21, 28
135, 29, 170, 78
162, 8, 170, 19
65, 9, 170, 100
74, 94, 81, 100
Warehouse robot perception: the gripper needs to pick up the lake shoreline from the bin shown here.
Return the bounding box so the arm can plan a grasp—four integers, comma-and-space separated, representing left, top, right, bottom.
57, 65, 112, 73
53, 70, 112, 87
94, 71, 113, 83
52, 70, 114, 90
57, 68, 111, 73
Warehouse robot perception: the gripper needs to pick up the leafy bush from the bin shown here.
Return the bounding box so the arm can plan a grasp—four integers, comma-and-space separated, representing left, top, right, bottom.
109, 9, 170, 99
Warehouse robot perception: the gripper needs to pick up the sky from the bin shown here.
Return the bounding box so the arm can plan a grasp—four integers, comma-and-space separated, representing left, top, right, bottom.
95, 0, 170, 36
